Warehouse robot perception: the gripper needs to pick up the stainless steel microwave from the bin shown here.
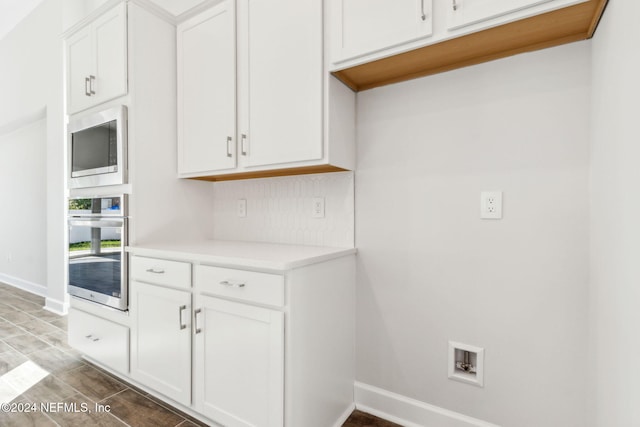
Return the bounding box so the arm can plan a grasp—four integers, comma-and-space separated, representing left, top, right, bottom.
68, 106, 127, 189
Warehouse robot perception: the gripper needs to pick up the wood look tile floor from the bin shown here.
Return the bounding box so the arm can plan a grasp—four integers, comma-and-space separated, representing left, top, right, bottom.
0, 282, 399, 427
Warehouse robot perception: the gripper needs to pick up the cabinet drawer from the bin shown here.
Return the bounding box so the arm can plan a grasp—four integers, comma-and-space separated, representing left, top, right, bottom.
130, 256, 191, 289
196, 265, 284, 307
68, 308, 129, 373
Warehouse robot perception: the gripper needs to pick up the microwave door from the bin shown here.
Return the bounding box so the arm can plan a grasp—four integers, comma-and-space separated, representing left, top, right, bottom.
67, 105, 127, 189
71, 121, 118, 178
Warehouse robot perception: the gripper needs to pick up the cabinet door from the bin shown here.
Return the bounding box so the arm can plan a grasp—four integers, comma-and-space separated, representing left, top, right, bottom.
331, 0, 433, 64
447, 0, 557, 30
66, 27, 93, 114
178, 1, 237, 175
238, 0, 323, 168
130, 281, 191, 406
68, 309, 129, 374
194, 295, 284, 427
93, 2, 128, 106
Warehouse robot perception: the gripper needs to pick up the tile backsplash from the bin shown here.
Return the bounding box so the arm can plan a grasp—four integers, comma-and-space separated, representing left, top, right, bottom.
212, 172, 354, 248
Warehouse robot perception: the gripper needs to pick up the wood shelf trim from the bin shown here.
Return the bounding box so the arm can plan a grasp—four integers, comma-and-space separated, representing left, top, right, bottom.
332, 0, 608, 92
185, 165, 348, 182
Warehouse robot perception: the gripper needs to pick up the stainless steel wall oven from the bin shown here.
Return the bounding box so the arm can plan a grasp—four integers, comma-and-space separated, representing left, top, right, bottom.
67, 195, 128, 310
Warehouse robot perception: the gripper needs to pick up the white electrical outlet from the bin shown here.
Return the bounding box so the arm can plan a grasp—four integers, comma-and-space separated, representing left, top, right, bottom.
480, 191, 502, 219
237, 199, 247, 217
312, 197, 325, 218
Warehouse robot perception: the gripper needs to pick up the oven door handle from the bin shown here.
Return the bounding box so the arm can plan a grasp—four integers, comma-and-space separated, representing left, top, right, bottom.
68, 218, 125, 228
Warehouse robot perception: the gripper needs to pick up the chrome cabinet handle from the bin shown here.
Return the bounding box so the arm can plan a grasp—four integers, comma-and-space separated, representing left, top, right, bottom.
89, 75, 96, 95
146, 268, 165, 274
226, 136, 233, 158
241, 134, 248, 156
453, 0, 458, 11
178, 305, 187, 330
85, 77, 91, 96
194, 308, 202, 334
220, 280, 246, 288
86, 334, 99, 342
421, 0, 426, 20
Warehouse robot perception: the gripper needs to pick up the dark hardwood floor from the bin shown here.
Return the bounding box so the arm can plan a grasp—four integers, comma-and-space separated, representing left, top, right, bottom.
342, 410, 403, 426
0, 282, 399, 427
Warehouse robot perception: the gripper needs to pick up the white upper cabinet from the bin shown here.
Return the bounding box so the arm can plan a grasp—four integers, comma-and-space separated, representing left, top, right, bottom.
238, 0, 323, 168
66, 28, 93, 114
447, 0, 559, 30
329, 0, 599, 91
177, 0, 355, 181
331, 0, 433, 65
178, 2, 237, 175
65, 2, 128, 114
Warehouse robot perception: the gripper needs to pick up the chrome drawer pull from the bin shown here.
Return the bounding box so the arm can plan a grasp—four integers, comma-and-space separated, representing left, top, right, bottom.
220, 280, 245, 288
226, 136, 233, 158
241, 134, 248, 156
179, 305, 187, 330
146, 268, 165, 274
194, 308, 202, 334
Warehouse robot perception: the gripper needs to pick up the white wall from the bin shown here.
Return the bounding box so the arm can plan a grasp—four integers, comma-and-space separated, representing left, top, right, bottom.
0, 118, 47, 291
590, 1, 640, 426
356, 42, 591, 426
0, 0, 66, 311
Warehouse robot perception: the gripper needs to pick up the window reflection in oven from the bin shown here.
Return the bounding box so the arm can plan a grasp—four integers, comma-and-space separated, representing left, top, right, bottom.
68, 219, 123, 298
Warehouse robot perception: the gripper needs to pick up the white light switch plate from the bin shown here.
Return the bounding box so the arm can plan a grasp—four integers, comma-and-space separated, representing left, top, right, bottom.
480, 191, 502, 219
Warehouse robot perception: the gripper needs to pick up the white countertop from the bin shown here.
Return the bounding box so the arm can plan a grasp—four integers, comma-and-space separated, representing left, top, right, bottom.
126, 240, 356, 271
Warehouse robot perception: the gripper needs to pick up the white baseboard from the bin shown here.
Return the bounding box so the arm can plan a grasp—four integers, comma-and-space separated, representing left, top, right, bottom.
333, 402, 356, 427
354, 382, 500, 427
0, 273, 68, 315
44, 298, 69, 315
0, 273, 47, 297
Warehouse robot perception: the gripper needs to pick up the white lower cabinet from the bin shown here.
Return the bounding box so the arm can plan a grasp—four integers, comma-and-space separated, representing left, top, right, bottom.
123, 249, 354, 427
194, 295, 284, 426
130, 281, 192, 406
68, 308, 129, 374
129, 255, 286, 426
